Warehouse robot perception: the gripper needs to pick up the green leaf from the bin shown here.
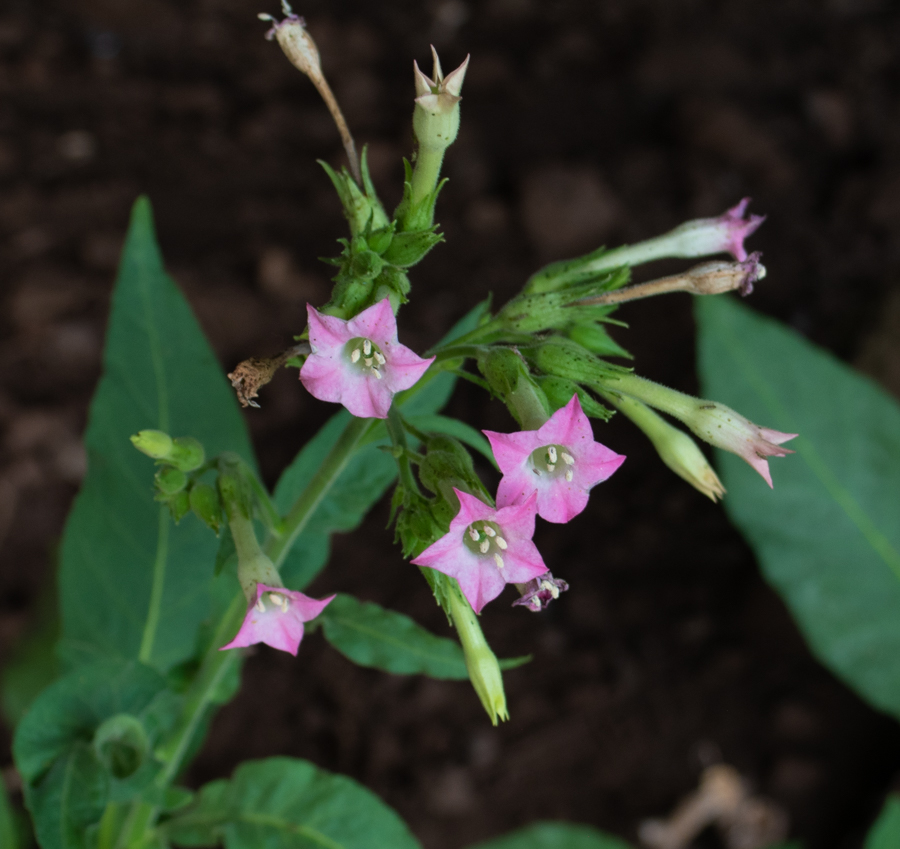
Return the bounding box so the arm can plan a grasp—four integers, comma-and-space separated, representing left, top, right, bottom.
696, 296, 900, 718
165, 757, 421, 849
407, 414, 498, 469
13, 660, 166, 785
467, 822, 634, 849
58, 197, 255, 673
866, 796, 900, 849
320, 594, 468, 678
14, 660, 169, 849
26, 743, 108, 849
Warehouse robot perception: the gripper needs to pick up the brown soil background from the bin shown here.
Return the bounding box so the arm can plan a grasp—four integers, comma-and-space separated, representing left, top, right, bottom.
3, 1, 900, 847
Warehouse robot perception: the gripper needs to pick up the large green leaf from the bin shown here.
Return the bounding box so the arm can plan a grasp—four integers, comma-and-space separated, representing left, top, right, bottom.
696, 296, 900, 718
165, 757, 421, 849
58, 197, 255, 672
13, 660, 169, 849
320, 594, 468, 678
467, 822, 633, 849
866, 796, 900, 849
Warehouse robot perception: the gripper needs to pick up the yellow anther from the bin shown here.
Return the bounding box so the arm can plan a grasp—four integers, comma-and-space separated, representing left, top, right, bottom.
495, 537, 508, 550
494, 553, 504, 569
350, 348, 361, 363
561, 452, 575, 465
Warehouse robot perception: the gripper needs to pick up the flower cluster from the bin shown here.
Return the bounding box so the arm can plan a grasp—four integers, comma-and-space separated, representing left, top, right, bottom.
413, 395, 625, 614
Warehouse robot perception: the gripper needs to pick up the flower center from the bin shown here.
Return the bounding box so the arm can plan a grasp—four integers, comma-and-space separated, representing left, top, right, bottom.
529, 444, 575, 482
346, 337, 386, 380
255, 591, 290, 614
463, 520, 508, 569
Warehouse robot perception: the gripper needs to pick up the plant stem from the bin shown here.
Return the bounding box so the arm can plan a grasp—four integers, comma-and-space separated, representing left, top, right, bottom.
267, 415, 370, 569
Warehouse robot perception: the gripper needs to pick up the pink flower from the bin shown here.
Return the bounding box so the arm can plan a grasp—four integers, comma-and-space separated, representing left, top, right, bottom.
652, 198, 765, 263
220, 584, 334, 656
300, 299, 435, 419
712, 198, 766, 262
411, 490, 547, 614
483, 395, 625, 524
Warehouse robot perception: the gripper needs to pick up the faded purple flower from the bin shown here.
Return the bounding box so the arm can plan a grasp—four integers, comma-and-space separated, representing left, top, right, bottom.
411, 490, 547, 614
513, 571, 570, 612
484, 395, 625, 524
300, 299, 434, 419
220, 584, 334, 656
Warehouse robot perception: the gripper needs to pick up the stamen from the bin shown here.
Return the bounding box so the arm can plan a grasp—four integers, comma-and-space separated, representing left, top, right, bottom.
546, 463, 556, 472
468, 526, 480, 541
350, 348, 361, 363
483, 525, 496, 537
540, 579, 560, 599
565, 469, 574, 482
494, 553, 504, 569
255, 597, 266, 613
268, 592, 284, 606
363, 339, 372, 355
373, 369, 383, 380
374, 352, 386, 365
479, 539, 490, 554
364, 357, 373, 367
562, 452, 575, 465
547, 446, 558, 463
495, 537, 508, 550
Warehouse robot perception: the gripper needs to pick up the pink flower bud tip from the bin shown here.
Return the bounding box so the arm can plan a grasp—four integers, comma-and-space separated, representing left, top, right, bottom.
483, 394, 625, 524
746, 428, 798, 488
300, 299, 434, 419
411, 490, 547, 614
721, 198, 766, 263
220, 584, 334, 656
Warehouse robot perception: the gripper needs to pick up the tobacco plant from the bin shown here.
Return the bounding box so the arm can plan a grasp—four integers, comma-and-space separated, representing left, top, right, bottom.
6, 5, 900, 849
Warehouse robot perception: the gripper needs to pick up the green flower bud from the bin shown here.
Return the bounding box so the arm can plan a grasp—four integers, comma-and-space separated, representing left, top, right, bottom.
189, 483, 223, 534
168, 490, 191, 523
349, 248, 386, 282
168, 437, 205, 472
419, 435, 488, 520
155, 466, 187, 496
537, 376, 614, 421
477, 347, 551, 430
319, 158, 390, 236
603, 392, 725, 501
366, 225, 395, 256
130, 430, 174, 460
412, 48, 468, 154
447, 587, 508, 725
526, 337, 621, 387
93, 713, 149, 780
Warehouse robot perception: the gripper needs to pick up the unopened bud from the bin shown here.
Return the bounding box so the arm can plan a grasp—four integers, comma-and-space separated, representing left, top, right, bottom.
606, 392, 725, 501
190, 482, 223, 534
155, 466, 187, 497
447, 586, 508, 725
168, 437, 205, 472
537, 376, 613, 421
526, 337, 620, 388
413, 47, 469, 153
168, 490, 191, 523
93, 714, 149, 780
477, 347, 551, 430
130, 429, 173, 460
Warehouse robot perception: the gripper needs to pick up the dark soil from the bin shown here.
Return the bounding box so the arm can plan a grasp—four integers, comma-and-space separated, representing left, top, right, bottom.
3, 1, 900, 847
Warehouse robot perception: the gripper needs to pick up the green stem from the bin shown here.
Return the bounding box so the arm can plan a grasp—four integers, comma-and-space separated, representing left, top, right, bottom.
386, 407, 420, 497
408, 146, 445, 218
138, 506, 169, 664
267, 415, 370, 569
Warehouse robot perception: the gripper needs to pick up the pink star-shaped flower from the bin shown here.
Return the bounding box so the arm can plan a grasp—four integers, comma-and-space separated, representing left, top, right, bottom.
220, 584, 334, 656
411, 490, 547, 614
483, 395, 625, 524
300, 299, 435, 419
